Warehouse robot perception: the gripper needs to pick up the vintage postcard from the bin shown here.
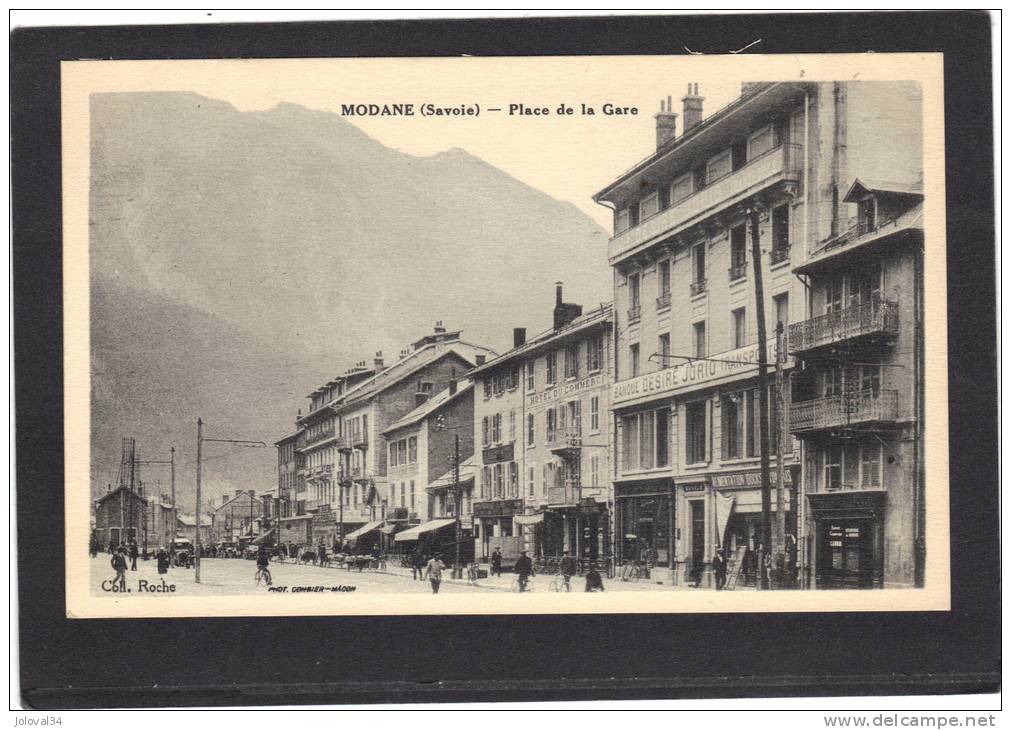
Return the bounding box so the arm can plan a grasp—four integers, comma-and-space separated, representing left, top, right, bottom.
62, 53, 949, 618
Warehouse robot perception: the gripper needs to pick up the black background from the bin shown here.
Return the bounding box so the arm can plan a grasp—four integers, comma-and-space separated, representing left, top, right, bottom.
12, 12, 999, 708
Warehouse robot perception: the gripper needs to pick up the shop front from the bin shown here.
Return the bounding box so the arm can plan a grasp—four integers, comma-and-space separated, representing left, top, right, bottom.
472, 498, 522, 559
807, 490, 885, 589
615, 480, 674, 579
524, 499, 610, 564
311, 505, 339, 549
279, 514, 312, 549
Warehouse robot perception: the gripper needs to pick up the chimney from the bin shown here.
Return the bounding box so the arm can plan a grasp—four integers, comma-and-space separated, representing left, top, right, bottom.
374, 351, 385, 372
682, 83, 705, 133
655, 95, 678, 149
415, 392, 431, 407
475, 354, 486, 366
449, 367, 458, 395
552, 282, 583, 330
434, 320, 446, 334
513, 327, 527, 348
248, 490, 256, 499
235, 489, 243, 497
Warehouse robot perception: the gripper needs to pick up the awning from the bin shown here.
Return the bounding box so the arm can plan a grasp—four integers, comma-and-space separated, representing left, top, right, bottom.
252, 528, 275, 545
380, 524, 397, 535
394, 517, 457, 542
344, 520, 383, 541
514, 513, 545, 526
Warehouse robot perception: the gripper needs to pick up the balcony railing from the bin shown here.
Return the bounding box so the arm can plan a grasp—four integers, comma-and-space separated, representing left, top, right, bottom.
816, 481, 885, 495
549, 428, 583, 455
656, 291, 671, 310
335, 434, 352, 452
351, 433, 368, 449
770, 244, 790, 265
690, 279, 707, 297
790, 389, 899, 433
728, 262, 747, 282
788, 297, 898, 354
608, 143, 803, 263
304, 428, 335, 447
627, 304, 641, 323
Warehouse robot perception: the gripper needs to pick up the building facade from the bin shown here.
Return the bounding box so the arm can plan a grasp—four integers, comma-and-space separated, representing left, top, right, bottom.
211, 489, 261, 544
94, 486, 150, 550
470, 287, 614, 563
595, 81, 923, 588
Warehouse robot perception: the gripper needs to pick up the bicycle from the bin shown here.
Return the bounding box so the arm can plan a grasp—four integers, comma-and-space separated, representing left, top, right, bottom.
255, 565, 272, 586
549, 573, 575, 592
510, 574, 534, 592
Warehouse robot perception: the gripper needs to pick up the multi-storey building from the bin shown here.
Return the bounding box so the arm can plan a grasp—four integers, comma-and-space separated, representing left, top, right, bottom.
383, 378, 476, 557
789, 180, 923, 588
274, 430, 309, 546
276, 324, 496, 550
143, 493, 176, 551
595, 81, 923, 588
469, 286, 614, 562
211, 489, 261, 544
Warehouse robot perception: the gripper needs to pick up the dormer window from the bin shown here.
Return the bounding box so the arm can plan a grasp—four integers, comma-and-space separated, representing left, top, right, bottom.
639, 191, 659, 221
858, 197, 877, 234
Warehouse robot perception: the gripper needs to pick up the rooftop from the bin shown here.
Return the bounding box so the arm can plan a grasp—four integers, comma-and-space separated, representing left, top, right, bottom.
383, 380, 474, 435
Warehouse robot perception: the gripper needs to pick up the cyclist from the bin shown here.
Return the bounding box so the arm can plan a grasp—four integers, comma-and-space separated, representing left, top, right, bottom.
514, 550, 534, 592
584, 563, 605, 592
559, 550, 577, 592
255, 548, 272, 586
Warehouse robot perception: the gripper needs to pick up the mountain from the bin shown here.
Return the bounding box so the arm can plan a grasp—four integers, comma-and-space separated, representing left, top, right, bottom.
89, 92, 611, 501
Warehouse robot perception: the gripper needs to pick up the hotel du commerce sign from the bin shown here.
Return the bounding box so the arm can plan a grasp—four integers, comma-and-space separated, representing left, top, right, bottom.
528, 372, 606, 408
612, 338, 791, 407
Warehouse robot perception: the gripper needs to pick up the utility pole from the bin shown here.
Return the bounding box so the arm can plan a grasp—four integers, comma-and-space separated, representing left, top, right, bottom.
170, 447, 176, 547
195, 418, 203, 583
749, 202, 773, 590
453, 433, 462, 580
775, 321, 786, 560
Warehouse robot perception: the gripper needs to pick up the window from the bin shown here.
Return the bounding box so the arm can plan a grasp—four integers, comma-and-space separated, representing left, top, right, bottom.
410, 481, 415, 509
527, 466, 535, 496
733, 308, 747, 349
590, 396, 600, 432
492, 413, 502, 443
640, 191, 659, 220
621, 414, 638, 471
658, 184, 671, 211
483, 379, 491, 399
542, 464, 549, 495
849, 266, 881, 307
771, 204, 790, 259
493, 463, 504, 498
658, 259, 671, 306
685, 401, 708, 464
824, 445, 843, 491
398, 440, 407, 466
721, 391, 746, 460
546, 408, 557, 443
860, 444, 882, 488
628, 272, 641, 320
730, 224, 747, 279
774, 293, 790, 330
658, 333, 670, 366
656, 409, 669, 467
565, 342, 580, 379
509, 410, 516, 441
408, 436, 417, 463
587, 335, 603, 372
525, 361, 535, 392
509, 462, 519, 498
481, 416, 489, 446
482, 466, 491, 500
526, 413, 535, 446
400, 482, 406, 507
629, 343, 641, 377
546, 352, 557, 385
858, 197, 876, 234
825, 278, 844, 315
620, 409, 669, 471
672, 172, 693, 203
590, 456, 600, 487
389, 443, 398, 468
693, 321, 706, 359
692, 244, 706, 293
568, 399, 582, 435
731, 139, 748, 171
706, 149, 732, 183
629, 203, 640, 228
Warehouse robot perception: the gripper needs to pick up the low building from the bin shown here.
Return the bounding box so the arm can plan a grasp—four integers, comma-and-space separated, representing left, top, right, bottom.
176, 513, 211, 544
93, 485, 148, 550
211, 489, 260, 545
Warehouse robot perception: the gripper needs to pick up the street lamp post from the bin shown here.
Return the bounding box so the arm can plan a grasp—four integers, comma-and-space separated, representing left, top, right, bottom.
435, 413, 465, 579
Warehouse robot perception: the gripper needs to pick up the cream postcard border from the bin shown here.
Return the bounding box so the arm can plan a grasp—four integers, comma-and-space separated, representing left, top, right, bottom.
61, 53, 950, 618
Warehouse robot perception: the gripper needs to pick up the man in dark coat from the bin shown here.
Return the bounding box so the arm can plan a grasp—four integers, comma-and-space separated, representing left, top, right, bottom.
110, 547, 128, 590
514, 551, 534, 592
584, 563, 605, 592
412, 547, 426, 581
156, 547, 170, 575
128, 541, 139, 571
559, 550, 578, 592
490, 547, 503, 578
713, 547, 728, 590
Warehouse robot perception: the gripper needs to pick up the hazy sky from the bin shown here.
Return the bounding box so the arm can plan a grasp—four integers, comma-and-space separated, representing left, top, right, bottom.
67, 57, 748, 229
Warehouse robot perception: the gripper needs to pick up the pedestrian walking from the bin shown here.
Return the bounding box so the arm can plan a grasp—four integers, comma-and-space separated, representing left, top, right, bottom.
559, 550, 577, 592
491, 547, 503, 578
128, 541, 139, 571
713, 547, 728, 590
110, 547, 128, 590
584, 563, 605, 592
411, 547, 426, 581
425, 553, 446, 594
156, 547, 170, 575
515, 550, 534, 592
318, 542, 328, 568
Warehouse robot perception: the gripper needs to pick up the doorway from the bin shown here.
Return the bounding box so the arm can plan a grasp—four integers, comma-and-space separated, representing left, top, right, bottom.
817, 519, 876, 588
689, 500, 705, 585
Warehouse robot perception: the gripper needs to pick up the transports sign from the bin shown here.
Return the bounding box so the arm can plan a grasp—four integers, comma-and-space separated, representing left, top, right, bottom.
612, 338, 787, 406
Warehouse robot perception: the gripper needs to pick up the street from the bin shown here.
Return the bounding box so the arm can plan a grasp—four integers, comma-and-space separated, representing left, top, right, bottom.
89, 555, 681, 597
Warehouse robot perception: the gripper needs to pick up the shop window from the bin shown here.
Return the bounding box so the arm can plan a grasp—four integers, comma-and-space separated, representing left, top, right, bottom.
656, 408, 670, 468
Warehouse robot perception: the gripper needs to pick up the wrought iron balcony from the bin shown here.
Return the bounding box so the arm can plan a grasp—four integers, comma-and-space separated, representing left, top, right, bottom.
304, 428, 335, 447
549, 428, 583, 456
728, 263, 747, 282
656, 291, 671, 310
769, 244, 790, 265
335, 434, 353, 452
351, 432, 368, 449
788, 297, 898, 355
608, 143, 803, 264
627, 304, 641, 323
690, 279, 707, 297
790, 389, 899, 433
